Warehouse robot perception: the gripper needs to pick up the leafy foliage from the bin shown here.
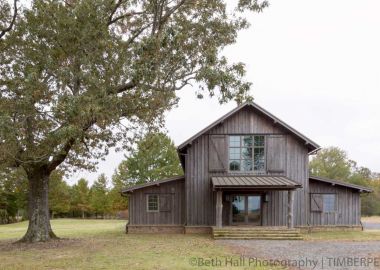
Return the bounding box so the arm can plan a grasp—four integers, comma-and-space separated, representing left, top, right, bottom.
0, 0, 17, 39
310, 146, 380, 216
0, 167, 28, 223
90, 174, 110, 217
109, 173, 128, 214
0, 0, 267, 240
114, 132, 183, 185
0, 0, 266, 174
309, 147, 352, 180
71, 178, 91, 218
49, 170, 71, 217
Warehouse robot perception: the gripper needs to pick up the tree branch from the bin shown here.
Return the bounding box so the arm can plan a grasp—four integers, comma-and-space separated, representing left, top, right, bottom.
0, 0, 18, 39
46, 118, 96, 172
111, 80, 137, 94
107, 0, 146, 26
108, 11, 146, 26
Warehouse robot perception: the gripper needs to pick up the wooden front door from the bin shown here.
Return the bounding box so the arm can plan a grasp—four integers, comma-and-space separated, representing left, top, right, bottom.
231, 195, 261, 225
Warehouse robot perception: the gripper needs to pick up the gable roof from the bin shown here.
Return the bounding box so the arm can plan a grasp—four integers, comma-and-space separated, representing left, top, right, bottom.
309, 176, 373, 193
120, 175, 184, 195
177, 101, 320, 153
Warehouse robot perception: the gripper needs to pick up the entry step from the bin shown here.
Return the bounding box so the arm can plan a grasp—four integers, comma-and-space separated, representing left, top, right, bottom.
212, 227, 303, 240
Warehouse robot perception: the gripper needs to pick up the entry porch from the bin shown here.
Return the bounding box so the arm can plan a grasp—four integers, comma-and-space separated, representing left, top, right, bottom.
212, 176, 302, 229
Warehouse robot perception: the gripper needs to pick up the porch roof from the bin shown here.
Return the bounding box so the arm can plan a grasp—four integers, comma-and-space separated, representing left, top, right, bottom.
211, 176, 302, 190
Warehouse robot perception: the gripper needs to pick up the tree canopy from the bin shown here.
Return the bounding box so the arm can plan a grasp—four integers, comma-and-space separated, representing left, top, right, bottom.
90, 174, 110, 218
115, 132, 183, 185
0, 0, 267, 242
0, 0, 17, 39
309, 147, 353, 180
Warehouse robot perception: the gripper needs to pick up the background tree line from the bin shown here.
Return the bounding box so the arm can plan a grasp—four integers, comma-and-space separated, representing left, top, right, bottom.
2, 134, 379, 224
0, 132, 182, 224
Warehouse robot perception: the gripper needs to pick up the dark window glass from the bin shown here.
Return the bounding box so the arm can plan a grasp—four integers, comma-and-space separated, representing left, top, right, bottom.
254, 136, 265, 147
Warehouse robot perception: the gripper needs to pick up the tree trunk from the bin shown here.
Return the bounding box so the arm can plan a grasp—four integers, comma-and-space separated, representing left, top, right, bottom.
19, 171, 57, 243
82, 210, 84, 219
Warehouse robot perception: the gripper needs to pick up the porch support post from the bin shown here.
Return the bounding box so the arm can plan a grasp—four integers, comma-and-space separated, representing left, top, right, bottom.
287, 190, 294, 228
216, 190, 223, 228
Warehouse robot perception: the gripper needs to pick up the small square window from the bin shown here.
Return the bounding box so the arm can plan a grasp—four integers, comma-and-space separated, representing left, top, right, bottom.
147, 194, 159, 212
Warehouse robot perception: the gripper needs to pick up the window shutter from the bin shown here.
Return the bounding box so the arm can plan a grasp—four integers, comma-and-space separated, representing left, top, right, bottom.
209, 135, 227, 172
159, 194, 172, 212
310, 194, 323, 212
266, 135, 286, 173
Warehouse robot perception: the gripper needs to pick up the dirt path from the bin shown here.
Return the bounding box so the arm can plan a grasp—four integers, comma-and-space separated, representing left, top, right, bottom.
218, 239, 380, 270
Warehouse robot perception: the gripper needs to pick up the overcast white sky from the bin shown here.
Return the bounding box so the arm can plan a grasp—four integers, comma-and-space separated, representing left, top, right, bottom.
69, 0, 380, 184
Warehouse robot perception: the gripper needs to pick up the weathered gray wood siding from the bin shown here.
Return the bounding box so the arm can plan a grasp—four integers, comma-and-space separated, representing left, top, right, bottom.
128, 179, 185, 225
309, 180, 361, 225
185, 106, 310, 226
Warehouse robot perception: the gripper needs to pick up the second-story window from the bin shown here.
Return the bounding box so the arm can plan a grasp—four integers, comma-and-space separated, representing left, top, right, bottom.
229, 135, 265, 172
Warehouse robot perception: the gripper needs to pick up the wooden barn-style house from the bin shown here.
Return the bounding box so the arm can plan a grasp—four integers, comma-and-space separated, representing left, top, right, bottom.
121, 102, 372, 239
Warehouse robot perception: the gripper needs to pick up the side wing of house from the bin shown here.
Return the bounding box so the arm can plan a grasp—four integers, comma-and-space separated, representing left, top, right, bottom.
308, 176, 372, 226
124, 176, 185, 226
181, 104, 314, 227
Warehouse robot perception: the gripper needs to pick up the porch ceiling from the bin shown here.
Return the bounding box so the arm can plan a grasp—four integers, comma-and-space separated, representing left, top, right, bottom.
211, 176, 302, 190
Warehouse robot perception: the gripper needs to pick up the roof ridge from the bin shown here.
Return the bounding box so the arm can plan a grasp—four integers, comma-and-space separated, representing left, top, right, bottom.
177, 101, 320, 152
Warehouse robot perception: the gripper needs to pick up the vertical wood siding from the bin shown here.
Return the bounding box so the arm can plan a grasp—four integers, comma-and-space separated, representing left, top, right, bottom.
185, 106, 310, 226
309, 180, 361, 225
128, 179, 185, 225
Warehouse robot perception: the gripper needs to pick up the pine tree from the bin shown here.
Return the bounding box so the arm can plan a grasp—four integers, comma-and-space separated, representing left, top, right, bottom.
90, 174, 110, 219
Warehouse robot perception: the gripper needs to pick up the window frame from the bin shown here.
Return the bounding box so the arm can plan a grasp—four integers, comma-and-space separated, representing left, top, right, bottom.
146, 194, 159, 212
228, 135, 266, 173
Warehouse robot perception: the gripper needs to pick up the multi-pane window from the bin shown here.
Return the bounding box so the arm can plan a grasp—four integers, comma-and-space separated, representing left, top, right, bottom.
147, 194, 159, 212
323, 194, 336, 212
229, 135, 265, 172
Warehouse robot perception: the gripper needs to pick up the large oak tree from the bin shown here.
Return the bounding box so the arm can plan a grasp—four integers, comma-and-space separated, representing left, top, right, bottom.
0, 0, 267, 242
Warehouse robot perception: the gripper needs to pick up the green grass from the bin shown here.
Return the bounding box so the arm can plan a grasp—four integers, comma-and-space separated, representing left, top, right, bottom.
0, 219, 270, 270
303, 230, 380, 241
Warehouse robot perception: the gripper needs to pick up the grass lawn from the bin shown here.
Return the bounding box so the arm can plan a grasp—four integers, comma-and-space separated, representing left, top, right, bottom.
0, 219, 270, 270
